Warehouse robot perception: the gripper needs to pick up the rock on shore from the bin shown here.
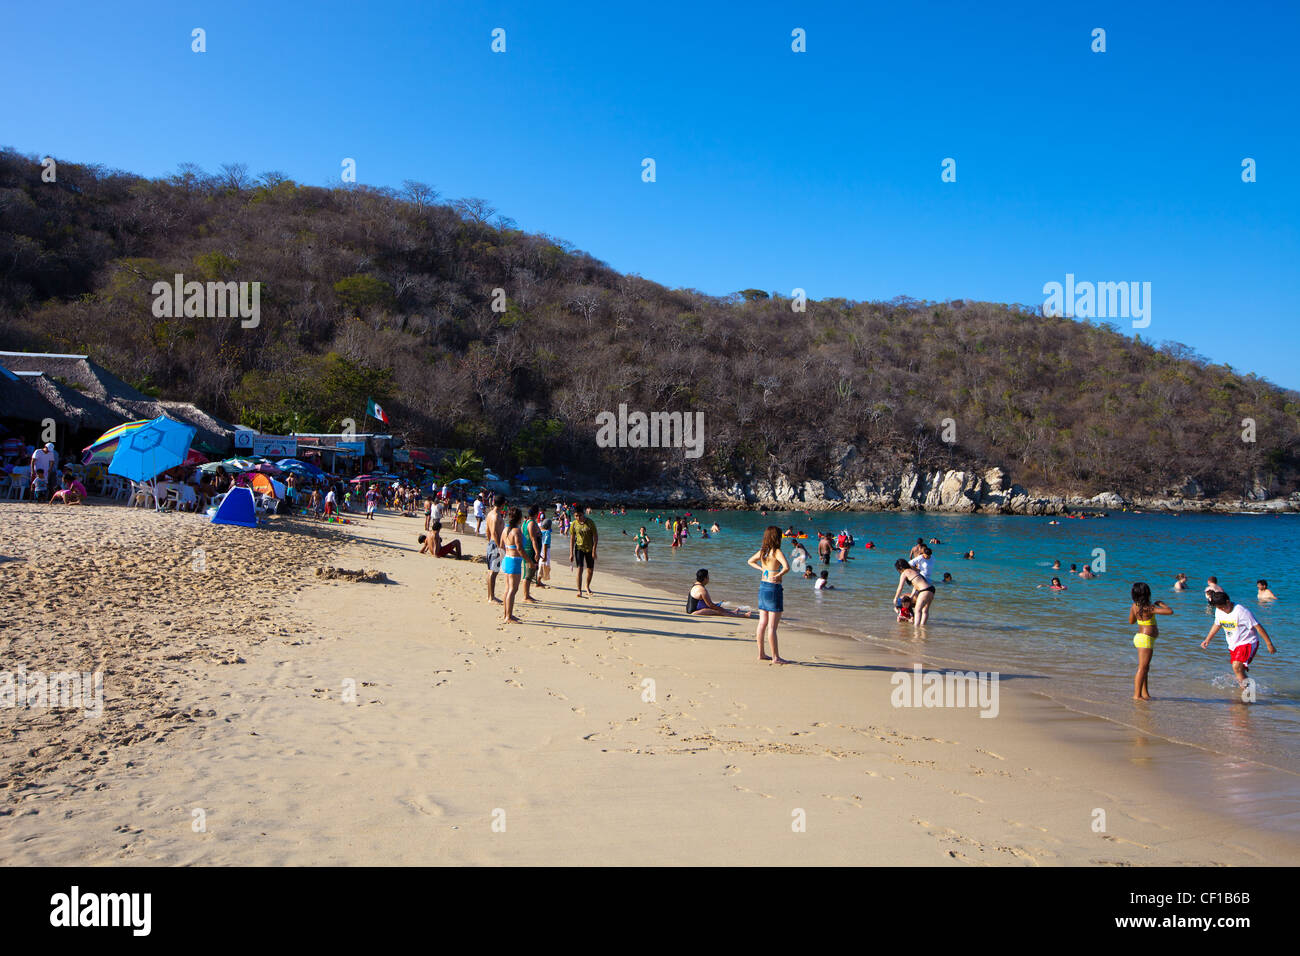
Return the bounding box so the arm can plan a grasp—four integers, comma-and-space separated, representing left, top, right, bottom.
556, 466, 1300, 515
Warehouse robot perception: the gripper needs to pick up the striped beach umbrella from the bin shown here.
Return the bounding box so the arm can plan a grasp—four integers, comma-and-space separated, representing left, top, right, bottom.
81, 419, 152, 466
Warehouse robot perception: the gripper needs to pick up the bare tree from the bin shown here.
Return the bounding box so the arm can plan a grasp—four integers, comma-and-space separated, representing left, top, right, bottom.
453, 197, 497, 225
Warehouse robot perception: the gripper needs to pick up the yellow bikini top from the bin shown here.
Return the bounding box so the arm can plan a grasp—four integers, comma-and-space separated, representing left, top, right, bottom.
1136, 615, 1155, 626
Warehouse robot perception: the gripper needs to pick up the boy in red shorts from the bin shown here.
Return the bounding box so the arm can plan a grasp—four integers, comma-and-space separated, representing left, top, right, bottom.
1202, 590, 1277, 689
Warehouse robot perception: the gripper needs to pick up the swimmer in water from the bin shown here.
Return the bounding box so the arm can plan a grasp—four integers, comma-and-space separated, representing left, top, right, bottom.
1038, 577, 1067, 591
1257, 580, 1277, 602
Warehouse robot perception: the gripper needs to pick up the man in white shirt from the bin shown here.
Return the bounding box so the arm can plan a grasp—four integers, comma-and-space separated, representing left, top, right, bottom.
31, 443, 56, 482
1203, 590, 1277, 688
473, 495, 487, 535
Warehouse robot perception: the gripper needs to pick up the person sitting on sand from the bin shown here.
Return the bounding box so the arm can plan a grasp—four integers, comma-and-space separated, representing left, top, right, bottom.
1257, 580, 1277, 602
686, 569, 755, 618
419, 522, 463, 558
1038, 577, 1067, 591
50, 472, 86, 505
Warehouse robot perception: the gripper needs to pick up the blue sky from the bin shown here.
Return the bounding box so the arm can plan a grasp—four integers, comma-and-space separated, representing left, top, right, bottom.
4, 1, 1298, 387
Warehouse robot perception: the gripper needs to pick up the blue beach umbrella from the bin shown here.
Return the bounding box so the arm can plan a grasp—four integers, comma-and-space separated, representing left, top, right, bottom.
276, 458, 325, 478
108, 416, 198, 483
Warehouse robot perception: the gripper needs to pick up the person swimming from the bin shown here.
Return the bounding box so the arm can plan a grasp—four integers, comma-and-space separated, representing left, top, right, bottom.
1038, 577, 1066, 591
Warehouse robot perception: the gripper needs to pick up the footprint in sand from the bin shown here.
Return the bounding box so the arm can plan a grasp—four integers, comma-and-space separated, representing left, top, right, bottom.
1099, 833, 1154, 850
399, 795, 446, 817
821, 793, 865, 809
505, 679, 524, 689
732, 784, 773, 799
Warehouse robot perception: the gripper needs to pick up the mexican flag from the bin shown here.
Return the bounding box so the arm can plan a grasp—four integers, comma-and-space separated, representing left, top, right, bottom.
366, 398, 390, 424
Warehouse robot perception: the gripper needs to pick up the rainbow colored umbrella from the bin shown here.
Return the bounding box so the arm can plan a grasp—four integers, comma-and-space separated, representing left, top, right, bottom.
81, 420, 152, 466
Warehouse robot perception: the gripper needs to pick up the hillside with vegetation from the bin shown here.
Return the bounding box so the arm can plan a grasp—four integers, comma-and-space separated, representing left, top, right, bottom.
2, 147, 1298, 502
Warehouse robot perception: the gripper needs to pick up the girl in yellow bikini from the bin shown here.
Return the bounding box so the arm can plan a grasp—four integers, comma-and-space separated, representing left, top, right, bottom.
1128, 582, 1173, 700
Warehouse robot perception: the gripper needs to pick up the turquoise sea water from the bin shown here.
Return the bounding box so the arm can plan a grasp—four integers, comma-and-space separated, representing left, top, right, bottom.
584, 507, 1300, 823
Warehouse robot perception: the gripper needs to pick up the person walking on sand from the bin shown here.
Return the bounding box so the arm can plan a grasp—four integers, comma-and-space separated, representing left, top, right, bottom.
500, 508, 525, 624
473, 493, 487, 535
1203, 590, 1277, 690
747, 526, 790, 663
569, 504, 599, 597
1128, 582, 1172, 700
484, 495, 507, 604
892, 558, 935, 626
365, 484, 378, 520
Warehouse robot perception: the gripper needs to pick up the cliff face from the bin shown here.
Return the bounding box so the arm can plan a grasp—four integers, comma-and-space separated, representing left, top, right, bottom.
564, 466, 1300, 515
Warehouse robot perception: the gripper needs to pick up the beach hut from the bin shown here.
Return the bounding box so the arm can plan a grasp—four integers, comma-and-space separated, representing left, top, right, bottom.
211, 486, 258, 528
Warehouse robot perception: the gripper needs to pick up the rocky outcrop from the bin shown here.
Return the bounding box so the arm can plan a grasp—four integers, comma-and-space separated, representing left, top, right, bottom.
559, 465, 1298, 515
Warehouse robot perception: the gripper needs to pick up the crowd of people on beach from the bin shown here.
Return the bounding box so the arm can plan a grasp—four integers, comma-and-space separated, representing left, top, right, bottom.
6, 427, 1283, 699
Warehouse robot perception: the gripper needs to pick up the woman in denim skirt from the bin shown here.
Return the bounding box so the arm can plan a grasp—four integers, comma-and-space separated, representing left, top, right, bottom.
747, 525, 790, 664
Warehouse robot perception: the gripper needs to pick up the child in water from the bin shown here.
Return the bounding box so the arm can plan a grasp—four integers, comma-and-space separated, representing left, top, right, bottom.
1129, 582, 1173, 700
897, 594, 915, 622
634, 526, 650, 562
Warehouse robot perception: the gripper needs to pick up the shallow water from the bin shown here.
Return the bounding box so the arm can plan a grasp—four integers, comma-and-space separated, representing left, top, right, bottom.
580, 507, 1300, 818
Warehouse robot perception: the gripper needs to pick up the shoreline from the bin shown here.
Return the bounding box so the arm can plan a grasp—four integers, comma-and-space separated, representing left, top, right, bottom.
538, 490, 1300, 516
2, 502, 1297, 865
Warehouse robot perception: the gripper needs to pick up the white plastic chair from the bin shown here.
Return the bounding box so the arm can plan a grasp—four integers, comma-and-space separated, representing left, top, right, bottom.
5, 474, 25, 500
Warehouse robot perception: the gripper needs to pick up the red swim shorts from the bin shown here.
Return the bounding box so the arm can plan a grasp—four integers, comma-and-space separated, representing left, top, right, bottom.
1230, 642, 1259, 665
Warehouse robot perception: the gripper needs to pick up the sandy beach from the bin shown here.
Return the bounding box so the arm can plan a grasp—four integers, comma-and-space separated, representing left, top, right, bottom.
1, 500, 1296, 866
